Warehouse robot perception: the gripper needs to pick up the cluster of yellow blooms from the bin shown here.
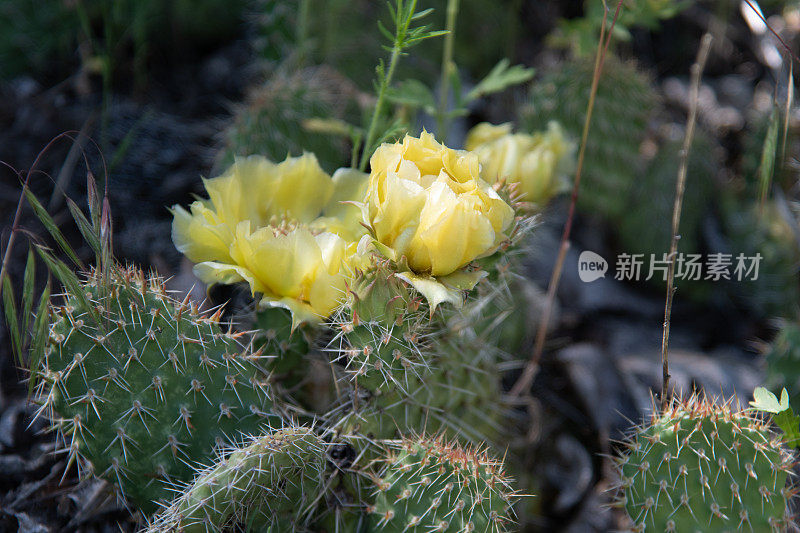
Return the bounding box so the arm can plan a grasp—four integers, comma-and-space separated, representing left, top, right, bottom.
466, 121, 574, 205
172, 126, 570, 325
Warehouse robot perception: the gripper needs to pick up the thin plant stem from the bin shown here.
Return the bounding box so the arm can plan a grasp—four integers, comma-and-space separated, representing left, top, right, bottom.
741, 0, 800, 66
296, 0, 311, 65
359, 46, 401, 171
660, 33, 713, 408
436, 0, 459, 139
509, 0, 624, 399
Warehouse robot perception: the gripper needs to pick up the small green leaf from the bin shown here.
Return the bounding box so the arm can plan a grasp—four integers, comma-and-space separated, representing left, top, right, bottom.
377, 19, 395, 42
386, 79, 436, 113
774, 408, 800, 448
749, 386, 782, 413
25, 189, 83, 269
466, 59, 535, 102
411, 7, 433, 20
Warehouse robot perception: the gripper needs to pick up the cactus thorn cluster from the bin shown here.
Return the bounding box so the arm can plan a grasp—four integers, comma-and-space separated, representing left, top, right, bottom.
369, 435, 518, 532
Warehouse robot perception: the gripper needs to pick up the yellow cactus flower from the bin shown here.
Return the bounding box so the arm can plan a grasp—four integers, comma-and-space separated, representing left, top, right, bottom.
365, 131, 514, 277
465, 121, 574, 205
171, 199, 236, 264
171, 153, 335, 264
464, 122, 513, 147
310, 168, 370, 241
194, 222, 350, 326
170, 153, 372, 325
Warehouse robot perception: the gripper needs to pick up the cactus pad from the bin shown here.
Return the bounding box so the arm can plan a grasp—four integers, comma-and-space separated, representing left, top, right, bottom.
369, 436, 517, 532
616, 396, 795, 532
147, 426, 327, 532
35, 267, 279, 513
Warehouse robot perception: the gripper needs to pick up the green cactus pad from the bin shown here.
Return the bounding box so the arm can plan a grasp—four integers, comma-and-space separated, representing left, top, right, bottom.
616, 396, 795, 532
220, 66, 362, 174
35, 267, 279, 513
329, 265, 507, 444
147, 426, 327, 532
723, 202, 800, 320
524, 55, 656, 221
330, 263, 429, 393
369, 436, 518, 532
253, 306, 311, 377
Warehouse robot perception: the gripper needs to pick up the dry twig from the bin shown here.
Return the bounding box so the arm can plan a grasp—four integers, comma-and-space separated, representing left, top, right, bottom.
660, 33, 713, 407
509, 0, 624, 399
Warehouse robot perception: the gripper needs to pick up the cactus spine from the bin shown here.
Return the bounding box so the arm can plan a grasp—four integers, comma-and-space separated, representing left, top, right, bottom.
369, 436, 517, 532
34, 267, 279, 513
147, 426, 327, 532
615, 395, 795, 532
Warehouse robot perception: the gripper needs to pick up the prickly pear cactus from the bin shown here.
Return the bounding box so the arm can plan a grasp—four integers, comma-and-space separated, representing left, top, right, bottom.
524, 54, 656, 221
369, 436, 517, 532
615, 395, 795, 532
35, 267, 279, 513
766, 321, 800, 413
146, 426, 327, 532
221, 66, 362, 173
328, 264, 507, 444
331, 262, 428, 393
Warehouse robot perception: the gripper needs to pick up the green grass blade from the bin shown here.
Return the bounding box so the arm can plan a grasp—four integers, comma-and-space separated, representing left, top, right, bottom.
2, 274, 21, 363
36, 246, 99, 326
28, 281, 50, 398
66, 197, 101, 255
21, 248, 35, 337
759, 105, 779, 209
781, 65, 793, 173
25, 189, 83, 269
